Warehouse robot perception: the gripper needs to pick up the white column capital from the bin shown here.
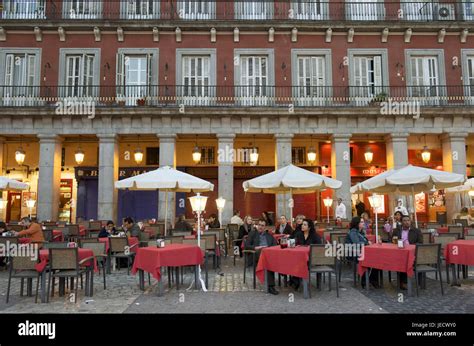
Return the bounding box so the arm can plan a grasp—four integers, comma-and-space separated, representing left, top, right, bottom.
37, 134, 64, 143
385, 133, 409, 142
274, 133, 294, 142
441, 132, 468, 142
217, 134, 236, 142
157, 134, 177, 142
97, 134, 117, 143
331, 134, 352, 142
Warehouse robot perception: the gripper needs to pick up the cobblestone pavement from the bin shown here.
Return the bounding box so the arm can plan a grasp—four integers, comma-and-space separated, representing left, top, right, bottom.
0, 256, 472, 313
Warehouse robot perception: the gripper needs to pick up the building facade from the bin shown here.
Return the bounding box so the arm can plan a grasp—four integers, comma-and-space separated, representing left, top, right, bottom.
0, 0, 474, 225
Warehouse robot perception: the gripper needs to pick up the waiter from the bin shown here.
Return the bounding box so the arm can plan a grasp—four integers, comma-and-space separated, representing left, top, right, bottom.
394, 198, 409, 216
335, 198, 347, 220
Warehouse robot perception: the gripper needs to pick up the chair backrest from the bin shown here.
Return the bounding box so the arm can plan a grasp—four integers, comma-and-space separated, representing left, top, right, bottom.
454, 219, 468, 228
8, 224, 24, 232
341, 221, 350, 228
426, 223, 441, 229
201, 234, 216, 251
171, 231, 190, 237
67, 224, 80, 236
330, 232, 347, 243
434, 234, 458, 248
466, 228, 474, 236
465, 235, 474, 240
55, 226, 69, 237
109, 237, 129, 253
43, 242, 69, 249
448, 225, 464, 234
144, 226, 161, 239
49, 248, 79, 271
42, 229, 53, 242
0, 237, 19, 246
12, 248, 39, 271
169, 236, 184, 244
205, 229, 221, 241
78, 220, 90, 229
89, 221, 102, 230
309, 244, 334, 267
422, 232, 432, 244
415, 244, 440, 265
380, 231, 390, 242
43, 221, 57, 227
79, 238, 99, 247
82, 242, 106, 257
89, 231, 100, 238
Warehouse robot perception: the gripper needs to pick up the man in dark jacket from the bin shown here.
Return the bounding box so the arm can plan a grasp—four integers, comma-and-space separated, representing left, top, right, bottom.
391, 215, 423, 289
245, 218, 279, 295
276, 215, 293, 235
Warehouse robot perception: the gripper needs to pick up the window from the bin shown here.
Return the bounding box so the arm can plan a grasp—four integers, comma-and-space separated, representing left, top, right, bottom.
59, 49, 100, 99
401, 0, 434, 20
122, 0, 159, 19
348, 49, 389, 105
2, 0, 46, 19
146, 147, 160, 166
346, 0, 384, 20
198, 147, 215, 165
234, 49, 275, 106
462, 50, 474, 104
0, 49, 41, 106
116, 48, 159, 106
234, 1, 273, 19
177, 0, 215, 19
464, 0, 474, 20
296, 56, 326, 105
292, 147, 307, 165
291, 0, 328, 20
63, 0, 102, 19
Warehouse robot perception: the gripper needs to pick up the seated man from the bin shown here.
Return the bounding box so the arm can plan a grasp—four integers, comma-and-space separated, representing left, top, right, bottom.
13, 217, 45, 245
276, 215, 293, 235
123, 217, 141, 238
98, 220, 118, 238
391, 215, 423, 289
207, 214, 220, 229
174, 214, 193, 233
245, 218, 279, 295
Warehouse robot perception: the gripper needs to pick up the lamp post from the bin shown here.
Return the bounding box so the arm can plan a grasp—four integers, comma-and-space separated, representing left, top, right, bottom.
215, 197, 226, 227
189, 193, 208, 291
323, 196, 333, 224
368, 193, 383, 243
26, 198, 36, 218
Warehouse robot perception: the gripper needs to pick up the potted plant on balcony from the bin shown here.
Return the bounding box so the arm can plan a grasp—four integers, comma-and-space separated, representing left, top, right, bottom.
369, 92, 388, 106
136, 98, 146, 106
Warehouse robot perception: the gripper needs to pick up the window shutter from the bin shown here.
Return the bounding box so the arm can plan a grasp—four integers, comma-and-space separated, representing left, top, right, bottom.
373, 55, 383, 94
5, 54, 14, 86
116, 52, 125, 97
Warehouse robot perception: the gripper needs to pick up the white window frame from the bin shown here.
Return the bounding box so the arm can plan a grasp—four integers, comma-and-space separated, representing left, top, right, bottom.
0, 48, 41, 106
405, 49, 446, 106
461, 49, 474, 105
463, 0, 474, 20
346, 0, 385, 20
63, 0, 102, 19
2, 0, 46, 19
177, 0, 215, 20
234, 1, 274, 20
121, 0, 160, 19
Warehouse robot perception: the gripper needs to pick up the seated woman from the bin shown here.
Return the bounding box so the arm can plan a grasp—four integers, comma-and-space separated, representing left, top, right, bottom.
360, 212, 372, 234
459, 207, 474, 227
236, 216, 254, 257
345, 216, 379, 288
98, 221, 117, 238
174, 214, 193, 234
292, 219, 322, 246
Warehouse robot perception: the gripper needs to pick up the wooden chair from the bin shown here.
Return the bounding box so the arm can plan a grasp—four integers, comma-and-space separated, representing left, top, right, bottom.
81, 242, 108, 291
6, 248, 41, 303
330, 232, 347, 244
414, 244, 443, 296
309, 244, 339, 297
42, 221, 58, 228
108, 237, 138, 274
170, 231, 191, 237
47, 248, 93, 303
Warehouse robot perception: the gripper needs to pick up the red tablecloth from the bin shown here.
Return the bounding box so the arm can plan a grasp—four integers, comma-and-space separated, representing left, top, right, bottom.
444, 240, 474, 266
98, 237, 139, 253
131, 244, 203, 281
36, 248, 97, 273
256, 246, 310, 283
19, 238, 31, 244
52, 230, 64, 242
358, 243, 416, 277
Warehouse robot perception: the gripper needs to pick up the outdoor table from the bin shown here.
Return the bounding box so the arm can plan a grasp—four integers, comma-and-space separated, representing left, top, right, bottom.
98, 236, 139, 253
36, 248, 97, 303
436, 227, 468, 235
444, 240, 474, 285
358, 243, 416, 296
272, 233, 286, 242
131, 244, 204, 296
255, 246, 311, 299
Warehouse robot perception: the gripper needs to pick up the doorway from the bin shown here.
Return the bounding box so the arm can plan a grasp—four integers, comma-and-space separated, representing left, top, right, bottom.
6, 192, 22, 222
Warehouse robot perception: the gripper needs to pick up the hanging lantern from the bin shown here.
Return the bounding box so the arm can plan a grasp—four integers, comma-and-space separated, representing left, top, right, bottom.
364, 147, 373, 164
75, 148, 85, 165
421, 146, 431, 164
15, 147, 26, 166
192, 146, 202, 164
468, 190, 474, 197
249, 148, 259, 165
307, 146, 317, 164
134, 148, 144, 164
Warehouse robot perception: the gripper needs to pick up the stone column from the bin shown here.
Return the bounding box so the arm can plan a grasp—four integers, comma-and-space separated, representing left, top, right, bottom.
217, 134, 235, 226
331, 134, 352, 220
158, 134, 176, 226
0, 137, 5, 221
275, 134, 293, 220
385, 133, 409, 215
37, 134, 63, 222
442, 133, 468, 223
97, 134, 118, 222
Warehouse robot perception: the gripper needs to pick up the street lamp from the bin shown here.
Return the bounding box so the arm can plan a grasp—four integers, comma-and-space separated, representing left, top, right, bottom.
323, 196, 333, 224
368, 193, 383, 243
192, 135, 202, 164
26, 198, 36, 218
215, 197, 226, 226
15, 147, 26, 166
307, 135, 316, 165
134, 148, 144, 164
75, 147, 85, 165
249, 135, 259, 165
421, 146, 431, 164
364, 146, 373, 164
189, 193, 208, 292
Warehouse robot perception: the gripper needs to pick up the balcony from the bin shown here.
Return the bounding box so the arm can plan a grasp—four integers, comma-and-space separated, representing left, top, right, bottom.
0, 1, 473, 22
0, 85, 472, 109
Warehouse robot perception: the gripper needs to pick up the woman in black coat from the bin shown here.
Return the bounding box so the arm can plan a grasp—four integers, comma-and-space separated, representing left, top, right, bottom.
292, 219, 321, 246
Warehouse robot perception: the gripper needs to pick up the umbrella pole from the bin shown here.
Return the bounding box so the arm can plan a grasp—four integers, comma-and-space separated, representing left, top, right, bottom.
165, 191, 168, 237
290, 188, 293, 227
411, 185, 418, 228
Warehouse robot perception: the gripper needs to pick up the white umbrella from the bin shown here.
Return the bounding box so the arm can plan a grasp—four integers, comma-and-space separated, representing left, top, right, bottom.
350, 165, 466, 228
115, 166, 214, 235
0, 177, 29, 191
243, 164, 342, 224
445, 178, 474, 193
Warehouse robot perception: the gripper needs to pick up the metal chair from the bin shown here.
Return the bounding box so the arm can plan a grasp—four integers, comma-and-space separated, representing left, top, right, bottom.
66, 224, 81, 242
43, 242, 69, 249
465, 235, 474, 240
448, 225, 464, 239
243, 249, 257, 290
414, 244, 443, 296
422, 232, 432, 244
6, 247, 41, 303
81, 242, 108, 291
108, 237, 137, 275
453, 219, 468, 228
434, 233, 459, 284
79, 238, 99, 247
309, 244, 339, 297
201, 234, 218, 269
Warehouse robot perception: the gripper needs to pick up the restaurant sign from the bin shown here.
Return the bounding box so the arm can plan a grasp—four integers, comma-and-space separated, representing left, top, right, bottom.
75, 167, 159, 180
322, 166, 386, 177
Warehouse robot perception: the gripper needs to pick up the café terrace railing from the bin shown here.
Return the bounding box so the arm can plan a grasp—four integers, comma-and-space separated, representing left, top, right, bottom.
1, 85, 473, 108
0, 0, 473, 22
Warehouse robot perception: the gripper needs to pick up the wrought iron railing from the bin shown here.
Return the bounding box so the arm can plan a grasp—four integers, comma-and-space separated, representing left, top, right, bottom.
0, 0, 473, 22
0, 85, 473, 108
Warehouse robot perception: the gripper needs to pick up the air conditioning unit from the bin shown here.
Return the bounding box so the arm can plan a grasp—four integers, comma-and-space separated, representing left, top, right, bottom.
436, 3, 456, 20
